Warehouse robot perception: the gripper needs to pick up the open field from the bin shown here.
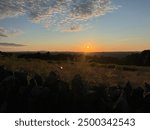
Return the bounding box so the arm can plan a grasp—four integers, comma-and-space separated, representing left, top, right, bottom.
0, 56, 150, 88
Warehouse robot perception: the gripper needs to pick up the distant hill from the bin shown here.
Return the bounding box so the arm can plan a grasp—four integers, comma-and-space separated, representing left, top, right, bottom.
0, 51, 138, 58
83, 52, 138, 58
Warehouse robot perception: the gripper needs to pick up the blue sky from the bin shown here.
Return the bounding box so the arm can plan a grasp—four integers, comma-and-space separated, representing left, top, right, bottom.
0, 0, 150, 52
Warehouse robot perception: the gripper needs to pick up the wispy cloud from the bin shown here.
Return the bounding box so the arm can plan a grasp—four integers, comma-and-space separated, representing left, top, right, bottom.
0, 0, 117, 31
0, 33, 7, 37
0, 28, 8, 37
0, 42, 26, 47
62, 25, 83, 32
0, 27, 23, 37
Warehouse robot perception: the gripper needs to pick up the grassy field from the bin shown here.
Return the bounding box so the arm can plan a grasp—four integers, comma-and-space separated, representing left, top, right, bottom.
0, 56, 150, 87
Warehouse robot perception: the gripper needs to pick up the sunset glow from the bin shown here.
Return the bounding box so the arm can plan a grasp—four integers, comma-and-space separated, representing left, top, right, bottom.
0, 0, 150, 52
86, 46, 90, 49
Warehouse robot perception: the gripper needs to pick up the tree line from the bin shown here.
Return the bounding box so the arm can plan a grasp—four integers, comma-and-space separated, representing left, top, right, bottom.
0, 50, 150, 66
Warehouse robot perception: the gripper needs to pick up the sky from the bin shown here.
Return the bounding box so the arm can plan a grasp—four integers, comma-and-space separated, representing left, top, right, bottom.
0, 0, 150, 52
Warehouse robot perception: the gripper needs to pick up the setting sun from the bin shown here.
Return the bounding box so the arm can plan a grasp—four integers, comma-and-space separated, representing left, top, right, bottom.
84, 44, 95, 52
80, 41, 99, 52
86, 45, 90, 49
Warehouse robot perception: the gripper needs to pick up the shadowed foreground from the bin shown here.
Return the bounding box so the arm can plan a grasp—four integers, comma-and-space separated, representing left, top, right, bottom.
0, 65, 150, 113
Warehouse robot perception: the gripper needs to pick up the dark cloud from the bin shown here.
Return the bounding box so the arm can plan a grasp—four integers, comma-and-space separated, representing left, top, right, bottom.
0, 0, 116, 31
0, 43, 26, 47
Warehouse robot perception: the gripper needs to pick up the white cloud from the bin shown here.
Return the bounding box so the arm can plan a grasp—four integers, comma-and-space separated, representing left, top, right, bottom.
0, 0, 116, 32
0, 0, 25, 19
69, 0, 113, 20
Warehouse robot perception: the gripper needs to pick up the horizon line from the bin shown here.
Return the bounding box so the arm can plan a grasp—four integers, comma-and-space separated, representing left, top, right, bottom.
0, 50, 142, 53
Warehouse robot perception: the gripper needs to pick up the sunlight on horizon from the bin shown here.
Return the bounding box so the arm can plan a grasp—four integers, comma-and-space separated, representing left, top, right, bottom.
80, 41, 100, 52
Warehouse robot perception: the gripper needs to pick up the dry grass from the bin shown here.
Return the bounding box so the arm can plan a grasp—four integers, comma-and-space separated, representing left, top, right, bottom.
0, 56, 150, 87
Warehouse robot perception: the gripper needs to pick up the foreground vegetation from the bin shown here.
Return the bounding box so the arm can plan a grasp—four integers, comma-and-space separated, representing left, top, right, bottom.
0, 60, 150, 112
0, 52, 150, 113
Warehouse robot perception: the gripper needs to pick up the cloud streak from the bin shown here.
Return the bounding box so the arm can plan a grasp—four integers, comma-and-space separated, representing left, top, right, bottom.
0, 43, 26, 47
0, 33, 7, 37
0, 0, 116, 32
0, 27, 23, 37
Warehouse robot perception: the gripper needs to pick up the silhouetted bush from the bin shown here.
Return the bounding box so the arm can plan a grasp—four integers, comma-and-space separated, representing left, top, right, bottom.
0, 66, 150, 113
